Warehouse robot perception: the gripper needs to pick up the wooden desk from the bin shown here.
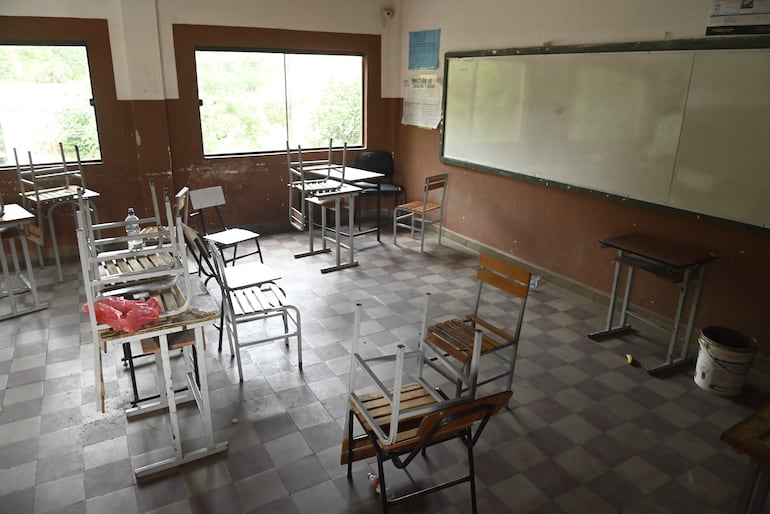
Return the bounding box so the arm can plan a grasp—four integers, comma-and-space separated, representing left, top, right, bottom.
292, 181, 362, 273
299, 164, 385, 242
0, 203, 48, 320
588, 233, 716, 375
100, 309, 228, 479
721, 403, 770, 513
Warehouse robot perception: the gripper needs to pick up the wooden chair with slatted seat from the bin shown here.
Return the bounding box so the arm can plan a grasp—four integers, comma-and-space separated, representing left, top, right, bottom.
424, 253, 531, 399
393, 173, 447, 252
341, 301, 507, 514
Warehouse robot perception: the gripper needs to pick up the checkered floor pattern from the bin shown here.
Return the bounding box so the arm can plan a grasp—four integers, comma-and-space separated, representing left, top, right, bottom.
0, 228, 767, 513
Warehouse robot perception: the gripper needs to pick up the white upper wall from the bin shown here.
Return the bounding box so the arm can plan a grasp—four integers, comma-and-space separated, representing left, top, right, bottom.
395, 0, 712, 96
1, 0, 387, 100
1, 0, 713, 99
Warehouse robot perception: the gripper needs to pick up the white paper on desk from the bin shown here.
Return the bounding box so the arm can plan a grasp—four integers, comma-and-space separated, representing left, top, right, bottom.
402, 74, 442, 129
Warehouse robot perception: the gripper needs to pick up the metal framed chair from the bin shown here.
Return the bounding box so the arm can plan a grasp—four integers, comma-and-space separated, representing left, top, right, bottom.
189, 185, 262, 265
342, 302, 510, 514
352, 150, 403, 229
393, 174, 447, 253
424, 253, 531, 398
14, 143, 98, 281
286, 140, 350, 231
206, 239, 302, 382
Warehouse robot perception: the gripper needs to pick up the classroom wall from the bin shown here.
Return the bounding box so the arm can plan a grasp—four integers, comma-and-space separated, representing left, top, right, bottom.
392, 0, 770, 355
1, 0, 768, 357
0, 0, 398, 254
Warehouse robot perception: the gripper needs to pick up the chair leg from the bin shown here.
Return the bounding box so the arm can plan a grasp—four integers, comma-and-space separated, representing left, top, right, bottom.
123, 342, 140, 407
282, 310, 290, 348
467, 431, 478, 514
420, 215, 425, 253
506, 344, 519, 392
346, 410, 355, 480
393, 209, 398, 244
231, 321, 244, 383
376, 451, 390, 514
217, 302, 225, 353
294, 308, 303, 370
255, 237, 264, 263
437, 214, 443, 247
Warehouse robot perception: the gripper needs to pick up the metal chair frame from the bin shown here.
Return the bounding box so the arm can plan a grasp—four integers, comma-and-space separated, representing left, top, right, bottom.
206, 239, 302, 382
393, 174, 447, 252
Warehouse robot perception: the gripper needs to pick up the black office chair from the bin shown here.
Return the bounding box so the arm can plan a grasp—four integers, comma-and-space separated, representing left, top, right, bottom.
353, 150, 403, 229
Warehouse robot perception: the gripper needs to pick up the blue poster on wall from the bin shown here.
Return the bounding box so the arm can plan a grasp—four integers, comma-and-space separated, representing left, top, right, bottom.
409, 29, 441, 70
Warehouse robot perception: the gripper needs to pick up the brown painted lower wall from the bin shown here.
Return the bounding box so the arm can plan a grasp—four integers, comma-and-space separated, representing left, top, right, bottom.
394, 124, 770, 355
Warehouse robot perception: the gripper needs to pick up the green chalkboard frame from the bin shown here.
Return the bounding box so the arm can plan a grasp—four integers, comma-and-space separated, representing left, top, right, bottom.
440, 36, 770, 234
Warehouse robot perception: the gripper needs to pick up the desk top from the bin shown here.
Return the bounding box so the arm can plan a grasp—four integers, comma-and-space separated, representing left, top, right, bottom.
0, 203, 35, 225
599, 233, 716, 270
297, 164, 385, 183
292, 180, 362, 198
20, 185, 99, 203
721, 402, 770, 467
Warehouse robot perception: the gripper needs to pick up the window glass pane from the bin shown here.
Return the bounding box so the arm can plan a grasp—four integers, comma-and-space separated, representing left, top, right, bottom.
0, 45, 100, 165
196, 50, 287, 155
196, 50, 363, 156
285, 54, 362, 149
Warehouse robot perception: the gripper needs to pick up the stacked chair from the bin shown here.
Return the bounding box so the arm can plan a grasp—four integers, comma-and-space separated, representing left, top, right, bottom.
342, 294, 512, 514
75, 183, 227, 478
14, 142, 99, 281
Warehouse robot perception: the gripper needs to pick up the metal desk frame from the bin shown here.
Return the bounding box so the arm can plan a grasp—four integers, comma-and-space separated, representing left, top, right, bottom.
301, 163, 385, 242
0, 203, 48, 320
103, 311, 228, 479
293, 182, 361, 273
588, 233, 716, 376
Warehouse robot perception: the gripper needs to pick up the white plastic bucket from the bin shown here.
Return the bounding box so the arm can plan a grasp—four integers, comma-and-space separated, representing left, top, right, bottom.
694, 326, 757, 397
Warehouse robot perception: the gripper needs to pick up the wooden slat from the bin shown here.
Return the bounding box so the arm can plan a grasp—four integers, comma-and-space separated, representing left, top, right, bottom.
428, 319, 504, 359
398, 200, 441, 213
477, 265, 529, 300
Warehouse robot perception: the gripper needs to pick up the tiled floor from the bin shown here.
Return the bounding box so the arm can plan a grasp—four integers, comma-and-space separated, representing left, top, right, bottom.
0, 227, 767, 513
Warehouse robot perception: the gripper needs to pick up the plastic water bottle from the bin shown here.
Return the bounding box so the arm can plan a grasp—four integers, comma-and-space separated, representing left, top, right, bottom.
125, 208, 143, 251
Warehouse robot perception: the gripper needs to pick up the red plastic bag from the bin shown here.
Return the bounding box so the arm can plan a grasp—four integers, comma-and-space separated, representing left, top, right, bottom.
83, 296, 163, 333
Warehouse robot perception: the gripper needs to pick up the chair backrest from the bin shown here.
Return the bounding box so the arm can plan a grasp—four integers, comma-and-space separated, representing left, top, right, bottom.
205, 238, 228, 289
416, 390, 512, 442
474, 253, 531, 334
477, 253, 530, 300
354, 150, 394, 178
180, 222, 218, 281
189, 186, 226, 210
175, 187, 190, 224
422, 173, 447, 207
189, 185, 230, 234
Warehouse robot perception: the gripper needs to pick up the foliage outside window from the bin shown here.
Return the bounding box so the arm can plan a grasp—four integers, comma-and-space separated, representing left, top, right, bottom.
195, 50, 363, 155
0, 45, 100, 166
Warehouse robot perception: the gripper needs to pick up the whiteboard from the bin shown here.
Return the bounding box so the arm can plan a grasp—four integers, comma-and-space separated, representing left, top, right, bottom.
441, 42, 770, 230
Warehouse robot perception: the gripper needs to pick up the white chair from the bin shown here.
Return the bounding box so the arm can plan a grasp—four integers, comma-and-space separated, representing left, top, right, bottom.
393, 174, 447, 253
189, 185, 262, 265
207, 239, 302, 382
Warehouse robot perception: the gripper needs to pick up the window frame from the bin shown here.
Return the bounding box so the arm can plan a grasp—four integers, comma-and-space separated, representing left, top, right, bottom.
193, 45, 365, 158
0, 41, 103, 166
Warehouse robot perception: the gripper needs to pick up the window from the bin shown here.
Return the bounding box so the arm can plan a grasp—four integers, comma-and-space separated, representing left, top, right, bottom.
195, 50, 363, 156
0, 44, 100, 166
